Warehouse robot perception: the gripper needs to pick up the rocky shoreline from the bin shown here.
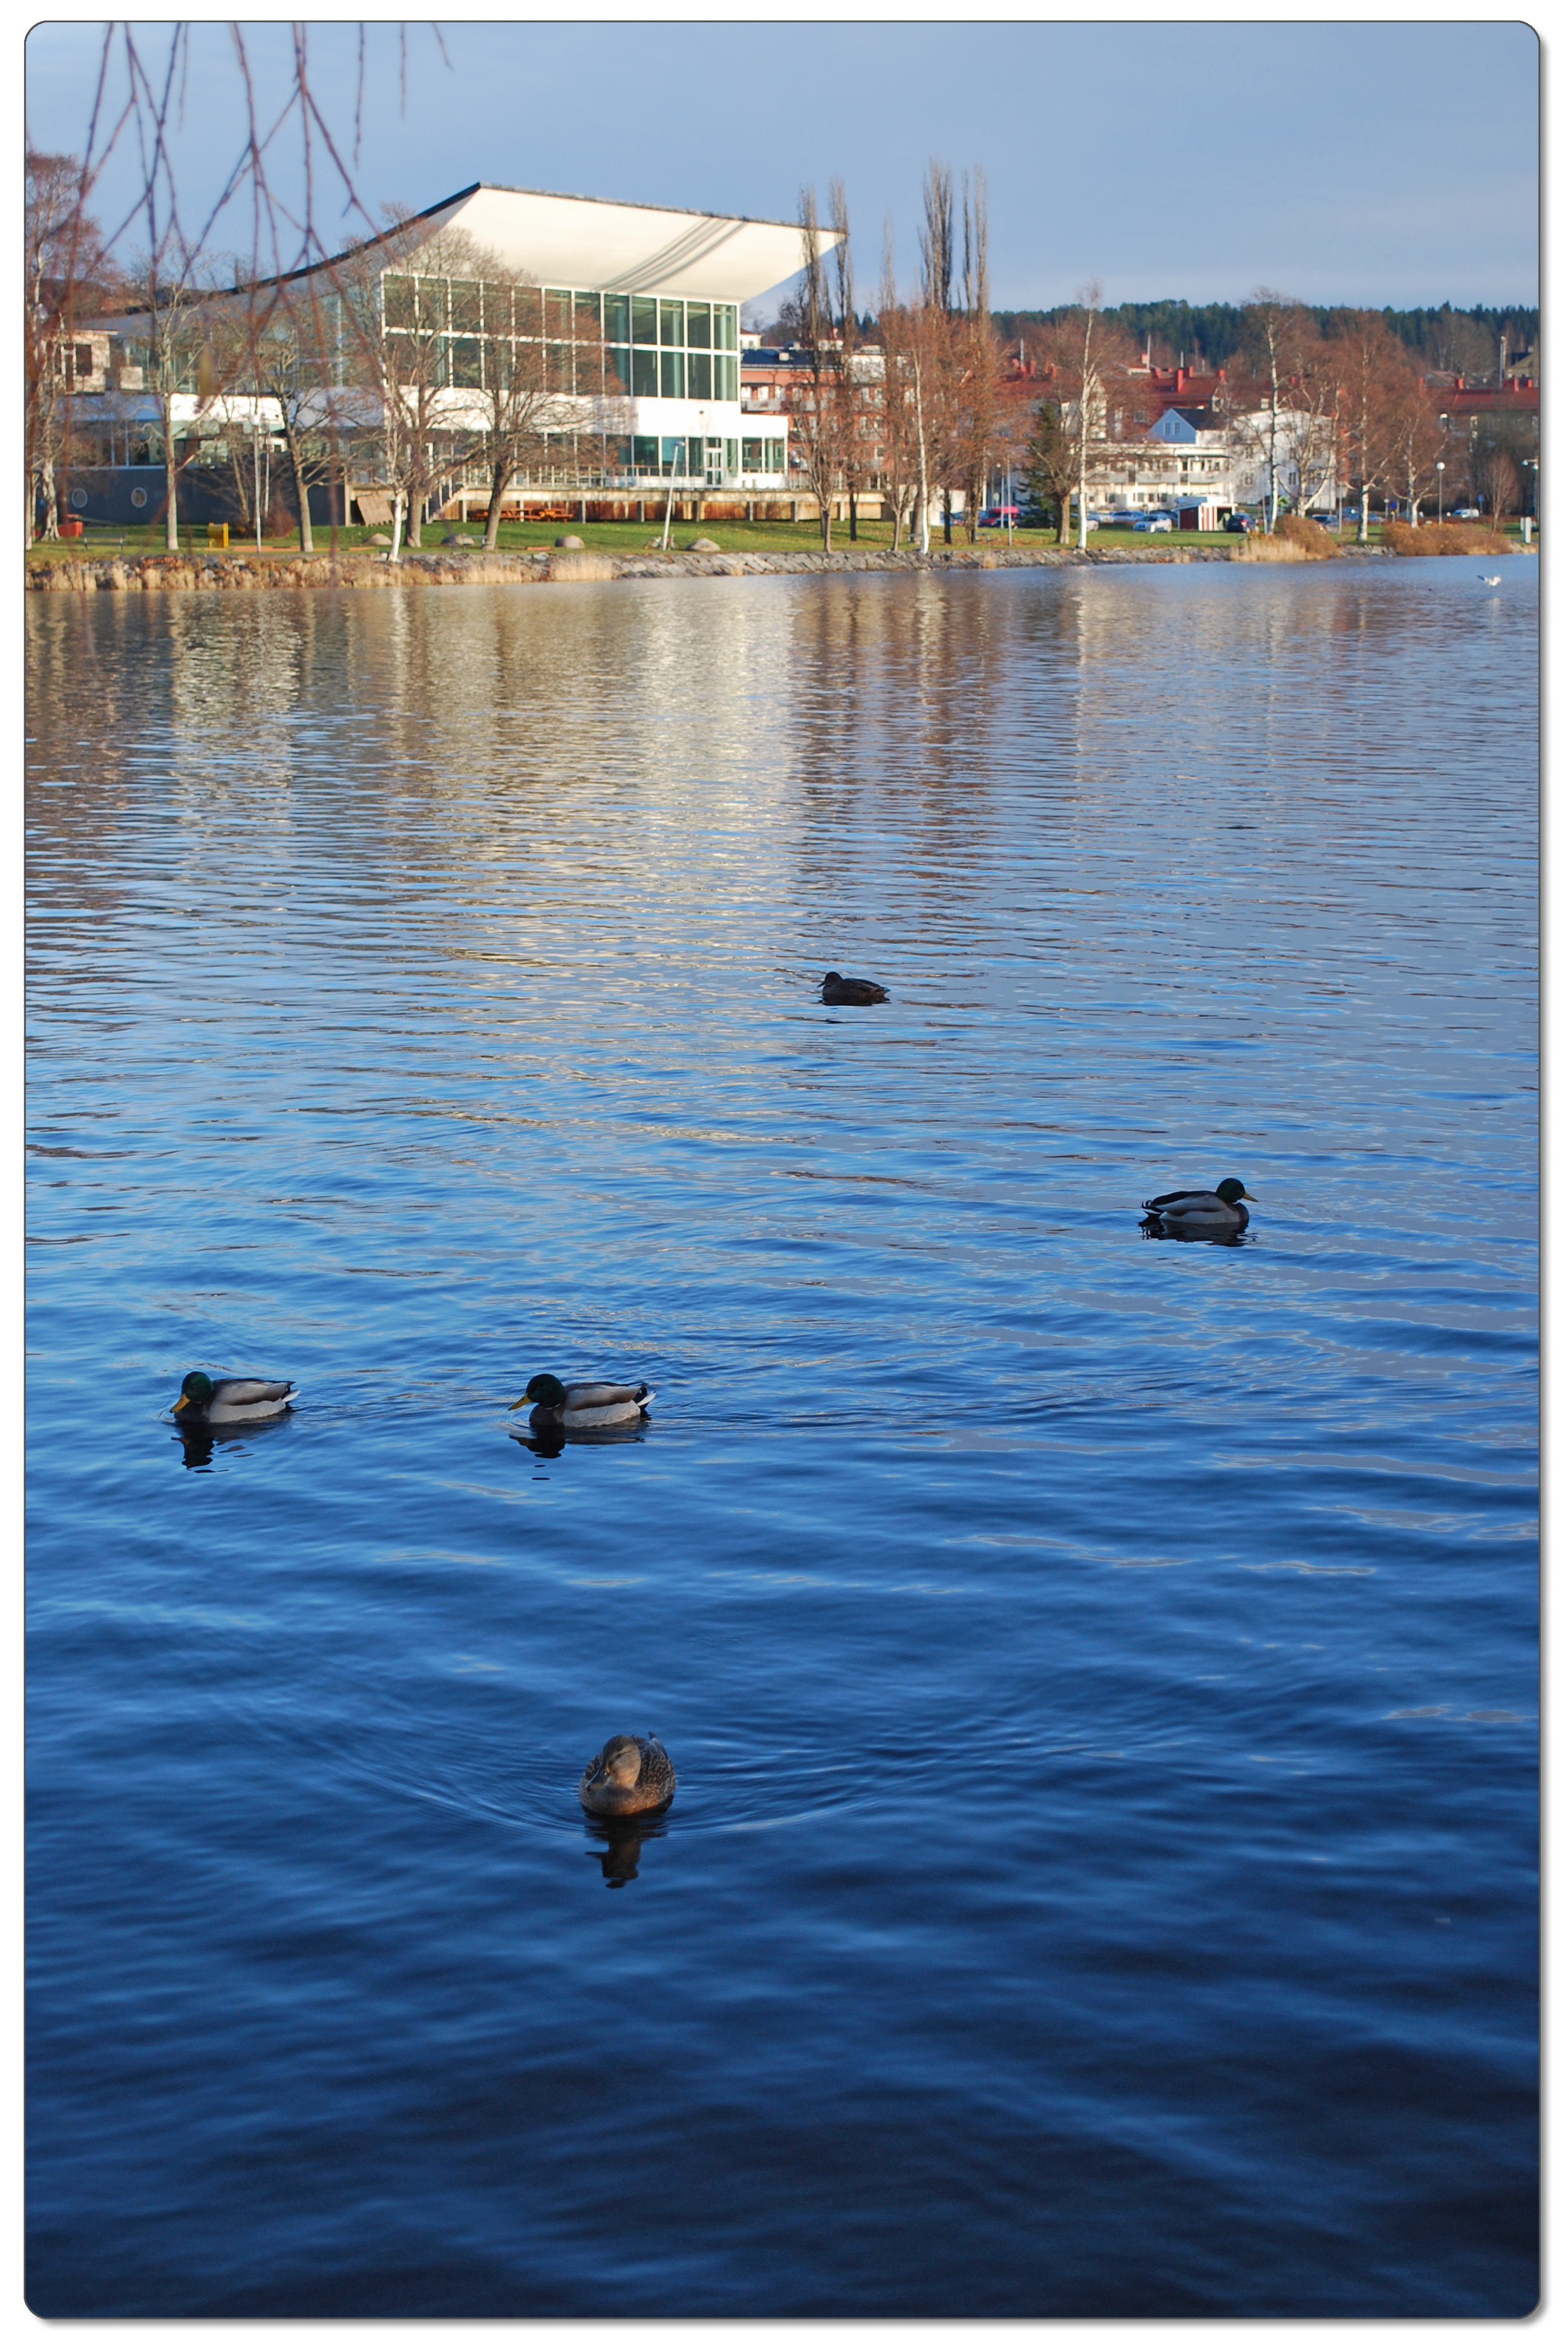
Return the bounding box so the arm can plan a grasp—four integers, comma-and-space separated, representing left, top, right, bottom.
27, 537, 1406, 594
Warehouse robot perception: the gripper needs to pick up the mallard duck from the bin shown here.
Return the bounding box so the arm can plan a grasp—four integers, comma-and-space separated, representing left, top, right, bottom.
171, 1371, 296, 1424
579, 1733, 677, 1817
821, 971, 887, 1004
1141, 1178, 1256, 1233
509, 1374, 653, 1430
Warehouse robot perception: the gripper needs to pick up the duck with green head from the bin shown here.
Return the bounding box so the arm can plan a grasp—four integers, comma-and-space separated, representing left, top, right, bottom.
509, 1374, 654, 1432
1141, 1178, 1257, 1233
171, 1371, 296, 1425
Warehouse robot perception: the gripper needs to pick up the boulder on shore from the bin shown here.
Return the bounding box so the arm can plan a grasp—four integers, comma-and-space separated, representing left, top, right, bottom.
555, 534, 586, 548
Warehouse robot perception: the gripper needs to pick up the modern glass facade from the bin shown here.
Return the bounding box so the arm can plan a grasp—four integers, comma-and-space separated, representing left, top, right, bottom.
379, 273, 742, 403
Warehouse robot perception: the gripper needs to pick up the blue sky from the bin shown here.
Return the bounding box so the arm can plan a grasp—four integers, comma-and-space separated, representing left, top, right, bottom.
24, 19, 1538, 311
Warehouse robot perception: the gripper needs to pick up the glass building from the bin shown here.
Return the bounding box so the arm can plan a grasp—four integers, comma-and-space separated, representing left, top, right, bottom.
361, 182, 814, 493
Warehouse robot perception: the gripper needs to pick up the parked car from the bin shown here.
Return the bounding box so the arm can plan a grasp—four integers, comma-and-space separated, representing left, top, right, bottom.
1222, 513, 1255, 533
1310, 513, 1339, 527
1133, 514, 1173, 532
978, 506, 1022, 528
1449, 506, 1481, 520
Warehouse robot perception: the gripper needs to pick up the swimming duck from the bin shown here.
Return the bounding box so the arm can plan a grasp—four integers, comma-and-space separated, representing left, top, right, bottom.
171, 1371, 296, 1424
821, 971, 888, 1004
579, 1733, 677, 1817
1141, 1178, 1256, 1233
509, 1374, 653, 1430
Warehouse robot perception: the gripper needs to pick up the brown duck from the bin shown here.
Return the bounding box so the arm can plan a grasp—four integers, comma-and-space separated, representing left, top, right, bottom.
820, 971, 887, 1005
578, 1733, 677, 1817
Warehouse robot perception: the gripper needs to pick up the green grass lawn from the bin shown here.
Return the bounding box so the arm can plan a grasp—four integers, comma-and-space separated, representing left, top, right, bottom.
26, 515, 1536, 565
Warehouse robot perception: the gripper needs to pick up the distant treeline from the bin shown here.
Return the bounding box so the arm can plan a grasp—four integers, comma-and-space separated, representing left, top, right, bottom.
991, 301, 1540, 370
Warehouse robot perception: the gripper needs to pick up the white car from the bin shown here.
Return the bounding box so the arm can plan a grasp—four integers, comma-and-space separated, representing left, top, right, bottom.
1449, 506, 1482, 520
1133, 514, 1173, 532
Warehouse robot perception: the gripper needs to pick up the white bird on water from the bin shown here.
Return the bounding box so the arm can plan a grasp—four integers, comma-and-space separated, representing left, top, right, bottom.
1479, 573, 1503, 586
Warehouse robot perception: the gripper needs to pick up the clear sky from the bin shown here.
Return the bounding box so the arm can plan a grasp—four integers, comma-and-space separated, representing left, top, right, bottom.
24, 19, 1539, 312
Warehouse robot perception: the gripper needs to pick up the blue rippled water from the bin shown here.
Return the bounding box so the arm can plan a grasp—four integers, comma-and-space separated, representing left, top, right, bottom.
27, 559, 1537, 2315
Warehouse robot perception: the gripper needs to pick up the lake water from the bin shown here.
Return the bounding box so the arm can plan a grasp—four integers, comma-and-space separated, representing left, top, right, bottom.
26, 560, 1537, 2316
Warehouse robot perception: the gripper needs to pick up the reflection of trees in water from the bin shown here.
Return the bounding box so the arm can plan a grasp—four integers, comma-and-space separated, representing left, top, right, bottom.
777, 577, 1098, 962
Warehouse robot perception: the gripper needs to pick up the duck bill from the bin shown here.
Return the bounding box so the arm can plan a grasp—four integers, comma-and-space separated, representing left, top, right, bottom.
172, 1394, 189, 1414
506, 1395, 529, 1411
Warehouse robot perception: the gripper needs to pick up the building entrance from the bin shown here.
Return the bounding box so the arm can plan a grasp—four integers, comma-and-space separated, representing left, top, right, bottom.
704, 439, 724, 486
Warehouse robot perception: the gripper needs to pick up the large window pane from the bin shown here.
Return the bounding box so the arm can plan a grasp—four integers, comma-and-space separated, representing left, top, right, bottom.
660, 349, 685, 398
447, 336, 483, 387
449, 280, 482, 332
659, 300, 683, 348
742, 437, 763, 470
546, 290, 573, 338
513, 285, 543, 339
547, 343, 574, 392
687, 352, 712, 400
632, 348, 658, 398
632, 296, 657, 346
382, 275, 416, 330
603, 293, 630, 342
720, 354, 739, 402
716, 305, 737, 352
660, 435, 684, 468
606, 346, 631, 395
685, 301, 711, 349
724, 439, 737, 471
633, 434, 658, 471
575, 291, 601, 334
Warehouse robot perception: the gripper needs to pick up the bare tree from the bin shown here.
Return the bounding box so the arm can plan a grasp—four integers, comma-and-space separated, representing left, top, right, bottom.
872, 226, 921, 551
27, 149, 120, 542
1385, 373, 1443, 523
784, 185, 844, 551
829, 179, 866, 541
1325, 312, 1411, 542
1475, 441, 1519, 523
1235, 289, 1299, 532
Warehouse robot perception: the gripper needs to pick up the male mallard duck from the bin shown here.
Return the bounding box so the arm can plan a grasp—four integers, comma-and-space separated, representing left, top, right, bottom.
171, 1371, 296, 1425
579, 1733, 677, 1817
1141, 1178, 1256, 1233
509, 1374, 653, 1430
821, 971, 888, 1004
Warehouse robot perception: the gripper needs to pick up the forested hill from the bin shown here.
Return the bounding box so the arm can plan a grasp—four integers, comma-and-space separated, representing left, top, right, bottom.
993, 300, 1540, 371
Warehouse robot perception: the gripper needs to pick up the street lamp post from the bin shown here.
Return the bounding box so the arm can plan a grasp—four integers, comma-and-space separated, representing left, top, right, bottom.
1435, 460, 1445, 526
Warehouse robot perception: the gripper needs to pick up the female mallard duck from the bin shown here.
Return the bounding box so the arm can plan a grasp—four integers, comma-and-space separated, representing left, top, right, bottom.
1142, 1178, 1256, 1233
509, 1374, 653, 1431
821, 971, 887, 1005
171, 1371, 296, 1425
579, 1733, 676, 1817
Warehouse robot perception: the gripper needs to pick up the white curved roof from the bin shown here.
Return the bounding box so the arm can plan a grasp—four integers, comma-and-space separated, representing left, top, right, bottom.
399, 182, 823, 301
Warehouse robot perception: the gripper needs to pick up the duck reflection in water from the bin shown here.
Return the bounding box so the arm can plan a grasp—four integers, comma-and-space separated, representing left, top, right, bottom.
1139, 1219, 1251, 1247
171, 1414, 295, 1470
509, 1420, 651, 1460
584, 1812, 670, 1889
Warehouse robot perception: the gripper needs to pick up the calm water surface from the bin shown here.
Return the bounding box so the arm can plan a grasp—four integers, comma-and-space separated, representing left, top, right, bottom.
27, 562, 1537, 2315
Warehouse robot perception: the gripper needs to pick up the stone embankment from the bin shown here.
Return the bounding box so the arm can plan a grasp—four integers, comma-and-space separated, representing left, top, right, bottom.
27, 537, 1397, 595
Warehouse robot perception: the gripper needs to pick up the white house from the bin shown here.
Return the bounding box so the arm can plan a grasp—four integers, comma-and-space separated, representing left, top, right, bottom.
1088, 404, 1235, 514
1229, 406, 1339, 513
